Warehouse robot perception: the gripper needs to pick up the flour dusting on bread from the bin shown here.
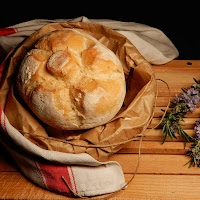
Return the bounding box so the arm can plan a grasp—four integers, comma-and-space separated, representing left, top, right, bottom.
16, 29, 126, 130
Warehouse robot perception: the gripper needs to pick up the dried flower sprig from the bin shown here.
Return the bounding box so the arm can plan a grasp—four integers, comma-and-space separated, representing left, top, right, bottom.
186, 120, 200, 167
160, 78, 200, 168
160, 78, 200, 145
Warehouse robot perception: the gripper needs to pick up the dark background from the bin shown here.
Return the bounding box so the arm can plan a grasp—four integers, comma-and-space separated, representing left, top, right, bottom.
0, 3, 199, 60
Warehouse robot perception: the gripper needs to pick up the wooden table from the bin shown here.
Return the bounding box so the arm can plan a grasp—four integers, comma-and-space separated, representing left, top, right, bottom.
1, 60, 200, 199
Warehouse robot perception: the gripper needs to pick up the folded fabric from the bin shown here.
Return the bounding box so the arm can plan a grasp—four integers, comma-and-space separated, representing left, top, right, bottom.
0, 16, 178, 64
0, 116, 125, 196
0, 16, 178, 197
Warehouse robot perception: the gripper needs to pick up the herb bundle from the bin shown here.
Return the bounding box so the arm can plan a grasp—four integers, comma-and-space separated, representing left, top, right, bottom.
186, 120, 200, 167
160, 78, 200, 167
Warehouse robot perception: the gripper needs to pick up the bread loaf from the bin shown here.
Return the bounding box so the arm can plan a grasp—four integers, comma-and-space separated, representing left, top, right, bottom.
16, 29, 126, 130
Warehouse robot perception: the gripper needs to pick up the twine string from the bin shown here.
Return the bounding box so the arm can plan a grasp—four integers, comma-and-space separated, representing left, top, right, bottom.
20, 78, 170, 149
59, 78, 170, 199
57, 78, 170, 199
19, 78, 170, 199
61, 136, 143, 200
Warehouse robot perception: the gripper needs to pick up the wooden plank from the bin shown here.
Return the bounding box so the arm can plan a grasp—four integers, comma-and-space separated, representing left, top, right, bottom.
143, 129, 195, 141
153, 60, 200, 70
0, 172, 70, 200
108, 154, 199, 174
153, 60, 200, 98
153, 107, 200, 118
120, 174, 200, 200
155, 96, 173, 107
153, 60, 200, 74
118, 141, 190, 154
157, 86, 195, 97
148, 118, 198, 129
1, 172, 200, 200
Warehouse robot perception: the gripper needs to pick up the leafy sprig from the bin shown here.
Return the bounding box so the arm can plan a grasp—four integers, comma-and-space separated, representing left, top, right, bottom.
160, 109, 194, 147
160, 78, 200, 144
160, 78, 200, 167
186, 120, 200, 167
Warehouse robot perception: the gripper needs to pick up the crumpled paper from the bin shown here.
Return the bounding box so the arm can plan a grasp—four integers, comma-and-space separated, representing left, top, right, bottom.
1, 22, 156, 161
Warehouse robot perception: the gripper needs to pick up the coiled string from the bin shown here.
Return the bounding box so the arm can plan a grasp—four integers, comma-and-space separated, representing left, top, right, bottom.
19, 78, 170, 199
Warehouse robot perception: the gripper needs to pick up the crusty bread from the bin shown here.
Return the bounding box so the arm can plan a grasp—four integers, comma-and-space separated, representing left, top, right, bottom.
16, 29, 126, 130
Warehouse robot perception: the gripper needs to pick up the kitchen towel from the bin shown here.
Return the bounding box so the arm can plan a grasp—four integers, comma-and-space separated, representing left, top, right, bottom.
0, 16, 178, 197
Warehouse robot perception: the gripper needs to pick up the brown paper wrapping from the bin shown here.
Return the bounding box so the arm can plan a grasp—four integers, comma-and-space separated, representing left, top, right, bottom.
0, 22, 156, 161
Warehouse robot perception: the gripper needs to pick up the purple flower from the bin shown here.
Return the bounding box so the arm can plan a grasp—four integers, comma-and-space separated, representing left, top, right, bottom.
194, 125, 200, 134
175, 86, 200, 112
194, 120, 200, 139
187, 103, 197, 112
196, 154, 200, 161
192, 95, 200, 104
196, 133, 200, 139
181, 93, 190, 103
192, 83, 197, 88
187, 87, 199, 96
174, 94, 180, 102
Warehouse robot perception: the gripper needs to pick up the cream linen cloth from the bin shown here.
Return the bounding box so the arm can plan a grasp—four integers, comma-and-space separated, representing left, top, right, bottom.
0, 16, 178, 197
0, 16, 178, 64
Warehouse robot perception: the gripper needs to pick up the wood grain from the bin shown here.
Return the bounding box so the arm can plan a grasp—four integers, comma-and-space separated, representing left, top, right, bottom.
118, 141, 190, 154
1, 172, 200, 200
1, 60, 200, 199
0, 172, 71, 200
122, 174, 200, 200
108, 154, 199, 174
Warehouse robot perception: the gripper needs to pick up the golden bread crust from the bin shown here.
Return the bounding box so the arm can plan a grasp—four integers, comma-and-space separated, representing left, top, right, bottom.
16, 29, 126, 130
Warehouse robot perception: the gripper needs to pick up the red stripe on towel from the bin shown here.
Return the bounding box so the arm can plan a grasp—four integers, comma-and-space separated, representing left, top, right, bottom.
37, 161, 74, 196
0, 28, 17, 36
